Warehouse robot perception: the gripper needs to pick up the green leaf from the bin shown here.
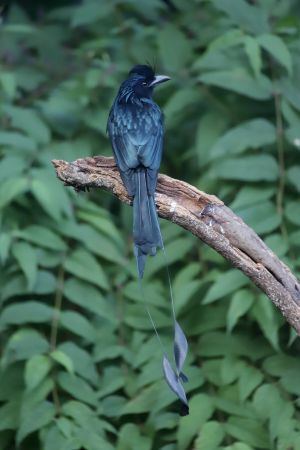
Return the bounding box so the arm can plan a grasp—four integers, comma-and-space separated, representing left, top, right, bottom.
210, 119, 276, 159
50, 350, 74, 374
287, 166, 300, 193
42, 424, 72, 450
285, 201, 300, 225
60, 311, 96, 342
244, 36, 262, 77
0, 131, 36, 151
257, 34, 292, 74
227, 289, 254, 332
197, 332, 271, 360
177, 394, 214, 450
25, 355, 52, 391
224, 417, 270, 448
58, 342, 99, 385
60, 222, 124, 264
237, 201, 281, 234
203, 270, 248, 304
251, 295, 281, 350
0, 301, 53, 326
209, 155, 279, 181
12, 241, 37, 289
158, 25, 192, 70
58, 372, 97, 406
195, 112, 228, 167
238, 363, 263, 401
17, 401, 55, 444
199, 68, 272, 100
144, 238, 194, 279
230, 187, 275, 209
0, 400, 20, 431
3, 105, 50, 144
195, 421, 225, 450
2, 329, 49, 367
0, 232, 12, 264
64, 248, 109, 290
63, 277, 115, 321
0, 177, 29, 209
71, 1, 114, 27
213, 0, 269, 35
117, 423, 151, 450
17, 225, 67, 251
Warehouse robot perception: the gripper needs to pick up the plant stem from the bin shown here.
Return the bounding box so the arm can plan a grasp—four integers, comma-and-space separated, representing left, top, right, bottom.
50, 265, 64, 351
50, 265, 65, 416
274, 90, 285, 218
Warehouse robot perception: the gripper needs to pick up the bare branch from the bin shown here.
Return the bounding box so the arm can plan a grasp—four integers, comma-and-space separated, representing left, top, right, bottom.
52, 156, 300, 334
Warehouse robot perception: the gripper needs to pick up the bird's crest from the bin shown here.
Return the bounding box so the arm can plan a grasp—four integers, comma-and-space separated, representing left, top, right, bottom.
129, 64, 155, 82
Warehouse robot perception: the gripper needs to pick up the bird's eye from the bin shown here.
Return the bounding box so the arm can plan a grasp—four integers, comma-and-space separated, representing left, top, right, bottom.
142, 81, 147, 86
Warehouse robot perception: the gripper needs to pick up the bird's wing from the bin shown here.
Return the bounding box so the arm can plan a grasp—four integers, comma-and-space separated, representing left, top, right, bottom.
107, 103, 164, 194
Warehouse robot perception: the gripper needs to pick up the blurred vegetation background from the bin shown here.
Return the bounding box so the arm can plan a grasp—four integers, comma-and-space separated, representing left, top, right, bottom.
1, 0, 300, 449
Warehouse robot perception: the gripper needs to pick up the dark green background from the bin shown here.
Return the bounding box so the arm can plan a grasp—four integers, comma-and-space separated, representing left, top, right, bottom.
1, 1, 300, 449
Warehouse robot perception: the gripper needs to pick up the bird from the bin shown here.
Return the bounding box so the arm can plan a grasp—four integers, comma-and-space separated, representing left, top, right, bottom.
107, 65, 189, 415
107, 64, 169, 278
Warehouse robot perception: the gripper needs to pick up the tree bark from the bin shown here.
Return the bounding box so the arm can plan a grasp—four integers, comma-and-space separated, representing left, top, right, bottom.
52, 156, 300, 334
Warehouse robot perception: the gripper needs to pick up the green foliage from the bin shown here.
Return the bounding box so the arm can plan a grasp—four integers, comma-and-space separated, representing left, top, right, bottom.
1, 0, 300, 449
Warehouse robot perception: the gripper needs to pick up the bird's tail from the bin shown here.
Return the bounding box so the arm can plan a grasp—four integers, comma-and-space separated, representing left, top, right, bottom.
133, 168, 162, 278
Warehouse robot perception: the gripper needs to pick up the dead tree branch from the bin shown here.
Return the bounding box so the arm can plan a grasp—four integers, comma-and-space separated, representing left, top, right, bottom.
52, 156, 300, 334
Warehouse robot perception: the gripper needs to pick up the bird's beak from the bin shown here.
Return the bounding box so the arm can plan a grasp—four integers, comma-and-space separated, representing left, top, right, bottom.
149, 75, 171, 87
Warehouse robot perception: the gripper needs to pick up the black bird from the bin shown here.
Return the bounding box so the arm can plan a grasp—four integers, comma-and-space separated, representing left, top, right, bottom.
107, 65, 170, 278
107, 65, 189, 415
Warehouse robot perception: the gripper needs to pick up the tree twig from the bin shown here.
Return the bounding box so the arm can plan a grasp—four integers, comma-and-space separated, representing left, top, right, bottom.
52, 156, 300, 334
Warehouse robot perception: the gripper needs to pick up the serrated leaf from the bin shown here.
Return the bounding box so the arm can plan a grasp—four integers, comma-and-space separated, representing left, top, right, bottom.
64, 248, 109, 290
237, 201, 281, 234
59, 342, 99, 385
12, 241, 37, 289
287, 166, 300, 193
17, 401, 55, 444
158, 25, 192, 70
3, 105, 50, 144
0, 400, 20, 431
17, 225, 67, 251
117, 423, 151, 450
210, 119, 275, 159
0, 131, 36, 151
60, 310, 96, 342
2, 329, 49, 367
252, 295, 280, 350
199, 68, 272, 100
25, 355, 52, 391
58, 372, 97, 406
258, 34, 292, 74
224, 417, 270, 448
238, 363, 263, 401
195, 421, 225, 450
0, 177, 29, 209
0, 301, 53, 326
50, 350, 74, 374
203, 270, 248, 304
244, 36, 262, 77
177, 394, 214, 450
285, 201, 300, 225
213, 0, 269, 35
209, 155, 279, 181
227, 289, 254, 332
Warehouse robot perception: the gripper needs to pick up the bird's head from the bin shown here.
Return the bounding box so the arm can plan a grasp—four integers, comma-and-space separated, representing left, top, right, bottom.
119, 65, 170, 102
